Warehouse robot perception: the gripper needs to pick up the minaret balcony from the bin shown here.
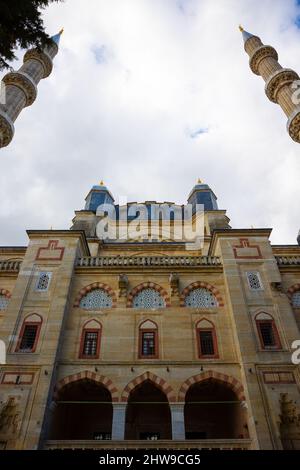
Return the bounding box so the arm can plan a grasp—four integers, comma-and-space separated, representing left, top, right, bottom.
249, 45, 278, 75
3, 71, 38, 107
287, 107, 300, 143
0, 109, 15, 148
265, 68, 299, 103
23, 49, 54, 79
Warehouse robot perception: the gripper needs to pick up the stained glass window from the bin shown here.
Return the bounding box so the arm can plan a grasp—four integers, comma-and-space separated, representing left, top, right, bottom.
80, 289, 113, 309
133, 288, 165, 309
184, 288, 217, 308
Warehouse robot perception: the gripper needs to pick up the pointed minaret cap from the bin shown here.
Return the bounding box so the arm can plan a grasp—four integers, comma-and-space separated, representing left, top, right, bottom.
51, 28, 64, 46
239, 25, 255, 43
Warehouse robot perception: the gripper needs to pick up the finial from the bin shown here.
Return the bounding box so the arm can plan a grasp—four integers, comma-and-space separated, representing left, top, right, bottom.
239, 25, 244, 32
197, 178, 202, 184
51, 28, 64, 45
100, 180, 104, 186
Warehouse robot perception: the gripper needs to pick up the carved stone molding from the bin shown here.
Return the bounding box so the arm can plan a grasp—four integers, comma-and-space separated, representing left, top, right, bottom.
23, 49, 53, 78
265, 68, 299, 103
0, 109, 14, 148
118, 274, 128, 297
287, 107, 300, 143
169, 272, 179, 296
249, 45, 278, 75
3, 71, 37, 107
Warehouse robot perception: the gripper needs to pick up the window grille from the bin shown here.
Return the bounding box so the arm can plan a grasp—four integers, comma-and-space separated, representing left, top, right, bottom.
185, 288, 217, 308
133, 288, 165, 309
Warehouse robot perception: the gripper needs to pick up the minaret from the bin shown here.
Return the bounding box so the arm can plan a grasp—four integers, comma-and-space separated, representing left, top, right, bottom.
0, 29, 63, 148
240, 26, 300, 143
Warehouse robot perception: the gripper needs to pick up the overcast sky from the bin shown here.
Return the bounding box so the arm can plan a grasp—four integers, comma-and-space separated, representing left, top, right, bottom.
1, 0, 300, 246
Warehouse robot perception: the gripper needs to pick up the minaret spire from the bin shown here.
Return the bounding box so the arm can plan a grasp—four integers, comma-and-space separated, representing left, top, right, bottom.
0, 30, 62, 148
240, 27, 300, 143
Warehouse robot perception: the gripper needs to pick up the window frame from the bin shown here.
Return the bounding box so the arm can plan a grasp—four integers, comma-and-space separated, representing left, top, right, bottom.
79, 327, 101, 359
16, 320, 42, 353
196, 325, 219, 359
246, 271, 264, 291
35, 271, 52, 292
138, 328, 159, 359
256, 319, 282, 350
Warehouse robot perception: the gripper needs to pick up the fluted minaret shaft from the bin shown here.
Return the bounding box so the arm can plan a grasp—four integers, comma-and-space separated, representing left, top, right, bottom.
0, 31, 62, 148
240, 27, 300, 143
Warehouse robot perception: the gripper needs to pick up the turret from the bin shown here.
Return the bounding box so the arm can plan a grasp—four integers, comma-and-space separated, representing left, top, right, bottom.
84, 181, 115, 212
187, 179, 219, 212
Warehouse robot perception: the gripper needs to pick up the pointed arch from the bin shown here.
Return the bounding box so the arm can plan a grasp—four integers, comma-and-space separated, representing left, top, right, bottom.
178, 370, 245, 402
54, 370, 119, 402
127, 282, 170, 308
180, 281, 224, 307
195, 317, 216, 328
139, 319, 158, 329
74, 282, 117, 308
121, 371, 176, 402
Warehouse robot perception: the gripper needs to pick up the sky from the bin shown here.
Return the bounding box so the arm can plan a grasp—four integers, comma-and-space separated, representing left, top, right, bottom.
0, 0, 300, 246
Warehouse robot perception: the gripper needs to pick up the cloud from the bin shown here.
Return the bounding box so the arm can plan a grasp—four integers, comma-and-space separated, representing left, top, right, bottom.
0, 0, 300, 246
189, 127, 210, 139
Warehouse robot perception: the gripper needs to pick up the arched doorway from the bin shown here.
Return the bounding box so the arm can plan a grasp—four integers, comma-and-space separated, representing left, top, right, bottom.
184, 379, 249, 440
49, 378, 113, 440
125, 380, 172, 440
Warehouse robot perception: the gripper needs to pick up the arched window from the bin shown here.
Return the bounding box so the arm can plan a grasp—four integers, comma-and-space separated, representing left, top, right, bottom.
0, 294, 9, 311
185, 288, 218, 308
16, 314, 42, 353
133, 288, 165, 309
79, 320, 102, 359
196, 319, 218, 358
79, 289, 113, 310
139, 320, 158, 358
292, 291, 300, 308
255, 313, 281, 350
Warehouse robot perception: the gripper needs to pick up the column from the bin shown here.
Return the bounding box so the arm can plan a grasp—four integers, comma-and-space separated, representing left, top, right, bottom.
111, 403, 126, 440
170, 404, 185, 440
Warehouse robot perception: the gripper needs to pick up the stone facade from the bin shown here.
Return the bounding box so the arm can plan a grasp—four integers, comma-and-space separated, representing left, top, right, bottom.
0, 182, 299, 450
